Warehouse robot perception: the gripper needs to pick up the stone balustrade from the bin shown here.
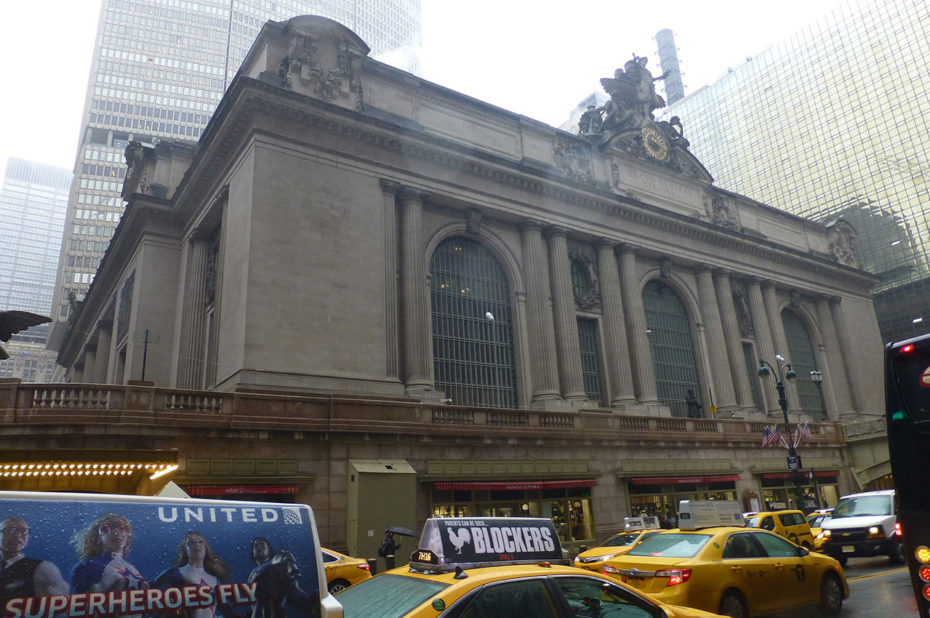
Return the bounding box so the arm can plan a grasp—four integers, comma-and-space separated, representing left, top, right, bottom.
0, 379, 846, 446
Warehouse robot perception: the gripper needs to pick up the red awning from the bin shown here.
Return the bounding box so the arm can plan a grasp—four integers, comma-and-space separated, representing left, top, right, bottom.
630, 474, 742, 485
434, 479, 597, 491
185, 484, 299, 496
760, 471, 839, 480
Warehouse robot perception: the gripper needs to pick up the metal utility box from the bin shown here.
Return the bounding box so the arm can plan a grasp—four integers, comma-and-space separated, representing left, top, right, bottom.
347, 459, 416, 563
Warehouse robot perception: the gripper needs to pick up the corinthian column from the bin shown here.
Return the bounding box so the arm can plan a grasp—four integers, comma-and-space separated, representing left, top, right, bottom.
546, 227, 585, 401
520, 221, 560, 401
696, 265, 736, 412
715, 271, 754, 409
619, 245, 657, 403
93, 324, 112, 384
830, 297, 862, 413
399, 189, 432, 392
597, 241, 635, 405
177, 234, 210, 389
748, 278, 778, 414
815, 297, 848, 419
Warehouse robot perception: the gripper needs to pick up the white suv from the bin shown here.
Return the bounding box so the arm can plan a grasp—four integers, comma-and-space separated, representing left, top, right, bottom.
820, 489, 903, 565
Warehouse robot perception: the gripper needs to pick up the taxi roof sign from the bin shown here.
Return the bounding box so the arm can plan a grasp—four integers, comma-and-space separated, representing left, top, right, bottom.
624, 515, 661, 531
678, 499, 745, 529
409, 517, 567, 572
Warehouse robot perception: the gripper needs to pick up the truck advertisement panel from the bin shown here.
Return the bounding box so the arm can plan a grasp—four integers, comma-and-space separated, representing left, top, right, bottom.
0, 496, 322, 618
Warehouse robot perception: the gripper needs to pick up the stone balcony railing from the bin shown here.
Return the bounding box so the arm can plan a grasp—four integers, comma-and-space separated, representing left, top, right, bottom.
0, 379, 847, 446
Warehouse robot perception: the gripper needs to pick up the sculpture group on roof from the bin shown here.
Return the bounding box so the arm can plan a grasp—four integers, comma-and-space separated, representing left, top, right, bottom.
578, 54, 676, 137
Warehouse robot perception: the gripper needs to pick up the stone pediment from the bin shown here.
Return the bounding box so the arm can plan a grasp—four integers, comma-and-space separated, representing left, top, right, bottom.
601, 124, 713, 183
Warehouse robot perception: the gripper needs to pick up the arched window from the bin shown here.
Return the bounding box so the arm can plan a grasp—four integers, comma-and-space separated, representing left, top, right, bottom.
430, 236, 516, 408
782, 309, 824, 418
642, 280, 701, 418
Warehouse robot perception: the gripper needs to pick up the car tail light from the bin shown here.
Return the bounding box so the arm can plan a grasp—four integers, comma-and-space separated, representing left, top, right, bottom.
894, 522, 903, 537
655, 568, 692, 586
357, 564, 370, 571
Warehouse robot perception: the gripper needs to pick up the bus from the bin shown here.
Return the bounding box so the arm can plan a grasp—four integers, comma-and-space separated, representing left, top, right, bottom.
885, 334, 930, 617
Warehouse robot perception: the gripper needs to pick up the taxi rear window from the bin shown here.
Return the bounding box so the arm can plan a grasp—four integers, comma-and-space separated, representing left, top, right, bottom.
336, 573, 449, 617
626, 533, 711, 558
602, 533, 640, 547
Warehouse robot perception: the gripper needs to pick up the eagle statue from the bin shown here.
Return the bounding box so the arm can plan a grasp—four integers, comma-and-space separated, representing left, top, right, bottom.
0, 310, 52, 360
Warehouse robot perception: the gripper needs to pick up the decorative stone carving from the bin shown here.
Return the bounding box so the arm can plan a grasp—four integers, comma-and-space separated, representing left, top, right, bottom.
205, 230, 220, 305
599, 55, 668, 132
122, 140, 151, 198
466, 208, 482, 235
731, 279, 754, 338
553, 138, 593, 184
567, 243, 601, 312
658, 257, 672, 279
280, 32, 363, 109
826, 219, 858, 267
710, 195, 741, 230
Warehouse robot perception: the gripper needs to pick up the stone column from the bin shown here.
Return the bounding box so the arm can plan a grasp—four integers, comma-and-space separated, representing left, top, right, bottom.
597, 241, 636, 406
520, 221, 560, 401
748, 278, 778, 414
381, 181, 400, 381
618, 245, 657, 403
761, 280, 802, 411
177, 234, 210, 389
715, 271, 754, 410
399, 189, 432, 392
696, 265, 736, 412
83, 348, 97, 383
815, 297, 849, 420
830, 297, 863, 413
93, 324, 112, 384
546, 227, 585, 401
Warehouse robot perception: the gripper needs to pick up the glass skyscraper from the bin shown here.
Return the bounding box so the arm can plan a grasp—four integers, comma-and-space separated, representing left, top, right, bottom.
50, 0, 421, 324
659, 0, 930, 343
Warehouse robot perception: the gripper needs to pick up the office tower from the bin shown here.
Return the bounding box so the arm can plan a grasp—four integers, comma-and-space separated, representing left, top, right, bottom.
49, 0, 422, 326
654, 29, 684, 105
0, 158, 70, 382
658, 0, 929, 343
0, 158, 70, 315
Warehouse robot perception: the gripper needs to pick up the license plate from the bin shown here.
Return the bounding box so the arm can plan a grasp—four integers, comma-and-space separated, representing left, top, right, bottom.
842, 545, 855, 553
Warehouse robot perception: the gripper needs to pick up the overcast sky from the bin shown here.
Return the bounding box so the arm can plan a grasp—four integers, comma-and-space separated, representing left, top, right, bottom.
0, 0, 845, 174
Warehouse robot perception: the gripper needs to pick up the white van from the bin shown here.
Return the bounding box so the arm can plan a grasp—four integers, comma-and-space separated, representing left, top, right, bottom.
0, 491, 342, 618
819, 489, 903, 565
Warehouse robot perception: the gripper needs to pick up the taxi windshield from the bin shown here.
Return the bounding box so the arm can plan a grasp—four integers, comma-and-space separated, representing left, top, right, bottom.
626, 533, 711, 558
602, 533, 641, 547
336, 573, 449, 617
831, 495, 893, 518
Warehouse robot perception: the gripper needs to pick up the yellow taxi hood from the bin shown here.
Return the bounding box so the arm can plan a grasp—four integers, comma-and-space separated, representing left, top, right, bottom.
576, 545, 634, 559
667, 605, 726, 618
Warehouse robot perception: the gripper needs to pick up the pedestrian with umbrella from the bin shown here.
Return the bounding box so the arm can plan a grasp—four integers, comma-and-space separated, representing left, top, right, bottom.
378, 526, 415, 570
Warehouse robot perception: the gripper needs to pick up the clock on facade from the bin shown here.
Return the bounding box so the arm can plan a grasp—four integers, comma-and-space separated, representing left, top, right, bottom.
641, 125, 669, 161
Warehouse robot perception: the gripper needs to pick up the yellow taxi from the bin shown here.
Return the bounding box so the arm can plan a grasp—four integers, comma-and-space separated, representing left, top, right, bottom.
807, 509, 833, 552
321, 547, 372, 593
745, 509, 815, 548
600, 501, 848, 618
335, 516, 724, 617
574, 517, 663, 572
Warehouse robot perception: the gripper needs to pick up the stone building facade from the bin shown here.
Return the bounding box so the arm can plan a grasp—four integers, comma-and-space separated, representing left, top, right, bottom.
44, 16, 883, 556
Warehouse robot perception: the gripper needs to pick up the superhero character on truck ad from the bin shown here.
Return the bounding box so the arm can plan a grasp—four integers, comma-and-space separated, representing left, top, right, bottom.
0, 501, 321, 618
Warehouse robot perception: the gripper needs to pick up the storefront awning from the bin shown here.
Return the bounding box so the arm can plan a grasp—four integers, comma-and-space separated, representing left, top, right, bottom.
434, 479, 597, 491
185, 484, 299, 496
760, 471, 839, 480
630, 474, 742, 485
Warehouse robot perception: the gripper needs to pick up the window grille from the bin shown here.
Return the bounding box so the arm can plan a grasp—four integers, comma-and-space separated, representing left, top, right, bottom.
642, 280, 701, 417
781, 310, 824, 418
577, 317, 602, 403
430, 237, 516, 408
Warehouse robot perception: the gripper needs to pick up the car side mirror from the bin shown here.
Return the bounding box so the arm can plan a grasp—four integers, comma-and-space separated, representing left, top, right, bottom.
798, 546, 810, 557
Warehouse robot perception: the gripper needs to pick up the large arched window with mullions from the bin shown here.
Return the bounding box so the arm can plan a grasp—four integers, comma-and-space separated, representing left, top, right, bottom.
642, 280, 702, 418
430, 236, 516, 408
781, 309, 824, 419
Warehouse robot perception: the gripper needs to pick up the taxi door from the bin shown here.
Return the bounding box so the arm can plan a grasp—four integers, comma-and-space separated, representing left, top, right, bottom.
753, 531, 817, 606
721, 532, 780, 613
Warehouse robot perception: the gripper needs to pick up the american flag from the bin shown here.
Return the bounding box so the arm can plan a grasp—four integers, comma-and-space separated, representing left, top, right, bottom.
792, 422, 812, 447
761, 425, 781, 447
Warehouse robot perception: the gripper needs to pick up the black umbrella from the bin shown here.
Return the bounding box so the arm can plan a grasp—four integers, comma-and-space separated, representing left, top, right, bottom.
386, 526, 416, 537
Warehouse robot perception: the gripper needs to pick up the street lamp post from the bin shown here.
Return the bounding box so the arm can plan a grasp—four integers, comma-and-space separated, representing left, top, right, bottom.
758, 355, 807, 512
809, 370, 825, 420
